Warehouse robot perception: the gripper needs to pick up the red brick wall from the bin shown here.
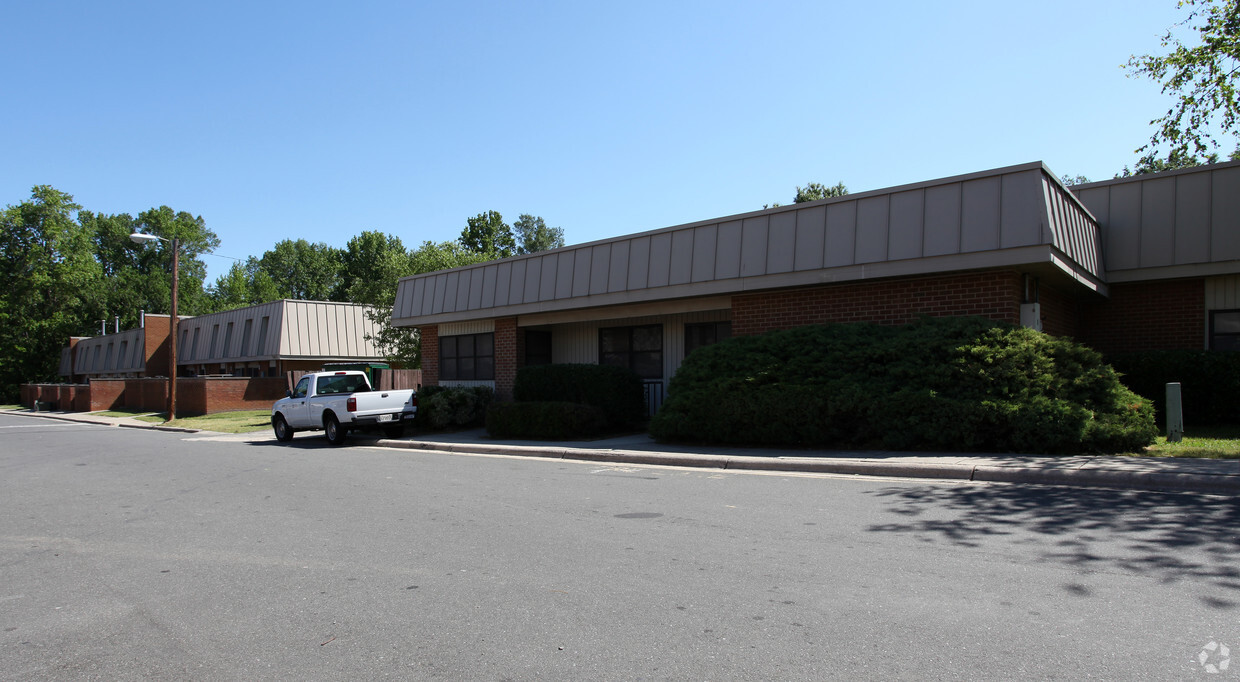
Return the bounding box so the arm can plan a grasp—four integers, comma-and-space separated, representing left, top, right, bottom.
144, 315, 172, 377
19, 384, 88, 410
89, 379, 126, 411
1078, 279, 1205, 354
421, 325, 439, 386
731, 271, 1023, 336
176, 377, 287, 416
1037, 285, 1079, 339
494, 318, 517, 401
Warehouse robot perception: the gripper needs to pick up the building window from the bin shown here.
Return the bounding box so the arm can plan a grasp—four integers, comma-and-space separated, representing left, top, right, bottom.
105, 343, 115, 370
599, 324, 663, 379
209, 324, 220, 358
684, 321, 731, 357
223, 322, 234, 358
240, 319, 253, 356
190, 328, 200, 361
525, 330, 552, 366
1210, 310, 1240, 350
441, 332, 494, 381
179, 329, 189, 358
118, 341, 128, 369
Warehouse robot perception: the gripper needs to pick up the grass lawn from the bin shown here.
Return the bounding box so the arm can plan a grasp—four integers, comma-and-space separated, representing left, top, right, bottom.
93, 408, 273, 434
1134, 426, 1240, 459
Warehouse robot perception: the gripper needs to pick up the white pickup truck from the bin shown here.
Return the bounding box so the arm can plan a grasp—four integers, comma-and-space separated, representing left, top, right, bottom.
271, 370, 417, 445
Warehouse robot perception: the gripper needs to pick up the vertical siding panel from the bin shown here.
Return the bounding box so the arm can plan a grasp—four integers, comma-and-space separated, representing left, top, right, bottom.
572, 248, 593, 296
468, 267, 485, 310
691, 225, 717, 282
627, 237, 650, 291
609, 241, 630, 292
1212, 167, 1240, 261
715, 220, 742, 279
960, 177, 1001, 253
668, 230, 693, 285
999, 171, 1042, 248
855, 195, 890, 264
1140, 177, 1176, 267
739, 216, 769, 277
539, 253, 559, 300
590, 243, 612, 294
648, 234, 672, 287
923, 184, 961, 257
524, 258, 543, 303
1107, 183, 1143, 271
557, 249, 577, 298
888, 189, 924, 260
508, 260, 527, 305
481, 264, 498, 309
825, 201, 857, 267
766, 212, 796, 274
1175, 174, 1211, 264
455, 270, 472, 311
793, 206, 826, 271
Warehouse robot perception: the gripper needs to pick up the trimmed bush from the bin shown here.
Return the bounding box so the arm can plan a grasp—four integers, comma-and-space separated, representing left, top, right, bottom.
486, 401, 608, 440
649, 317, 1157, 454
514, 363, 643, 429
418, 385, 493, 430
1107, 350, 1240, 426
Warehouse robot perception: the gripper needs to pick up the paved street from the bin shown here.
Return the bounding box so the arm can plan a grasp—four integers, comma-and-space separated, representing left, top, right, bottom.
2, 412, 1238, 679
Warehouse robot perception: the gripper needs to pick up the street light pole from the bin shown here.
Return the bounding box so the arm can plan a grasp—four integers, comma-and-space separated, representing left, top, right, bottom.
130, 232, 180, 421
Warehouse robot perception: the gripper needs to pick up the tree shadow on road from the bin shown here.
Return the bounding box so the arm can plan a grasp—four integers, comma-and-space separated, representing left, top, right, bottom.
865, 483, 1240, 608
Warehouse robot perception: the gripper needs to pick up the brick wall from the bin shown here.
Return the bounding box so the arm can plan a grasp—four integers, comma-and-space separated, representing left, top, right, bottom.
731, 271, 1024, 336
89, 379, 127, 411
494, 318, 517, 401
144, 315, 172, 377
177, 377, 287, 416
19, 384, 89, 411
1037, 285, 1079, 339
421, 325, 439, 387
1078, 279, 1205, 354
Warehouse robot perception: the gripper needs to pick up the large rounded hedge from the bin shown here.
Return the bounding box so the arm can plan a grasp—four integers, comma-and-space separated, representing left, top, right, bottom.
649, 317, 1157, 454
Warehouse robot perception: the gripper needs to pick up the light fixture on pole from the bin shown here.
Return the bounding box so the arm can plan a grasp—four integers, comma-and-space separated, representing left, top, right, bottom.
130, 232, 180, 421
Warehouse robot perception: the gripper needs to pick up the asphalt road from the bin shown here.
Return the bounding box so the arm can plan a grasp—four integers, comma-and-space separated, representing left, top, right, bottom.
2, 413, 1238, 680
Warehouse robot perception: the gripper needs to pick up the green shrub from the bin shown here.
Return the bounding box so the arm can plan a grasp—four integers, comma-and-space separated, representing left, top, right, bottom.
418, 385, 493, 430
1107, 350, 1240, 426
650, 317, 1157, 454
486, 401, 609, 440
514, 363, 643, 429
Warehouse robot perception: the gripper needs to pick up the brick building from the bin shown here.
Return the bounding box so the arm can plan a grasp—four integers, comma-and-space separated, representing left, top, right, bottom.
390, 161, 1240, 411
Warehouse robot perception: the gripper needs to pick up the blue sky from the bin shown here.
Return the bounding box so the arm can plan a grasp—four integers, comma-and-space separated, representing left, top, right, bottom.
0, 0, 1204, 283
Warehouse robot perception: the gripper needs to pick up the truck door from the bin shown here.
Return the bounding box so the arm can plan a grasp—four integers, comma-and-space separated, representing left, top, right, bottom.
286, 376, 312, 427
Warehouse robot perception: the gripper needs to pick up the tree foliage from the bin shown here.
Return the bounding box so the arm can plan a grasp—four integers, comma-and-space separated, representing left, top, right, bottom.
1116, 145, 1240, 176
766, 181, 849, 208
513, 214, 565, 254
1126, 0, 1240, 157
460, 210, 516, 259
252, 239, 343, 301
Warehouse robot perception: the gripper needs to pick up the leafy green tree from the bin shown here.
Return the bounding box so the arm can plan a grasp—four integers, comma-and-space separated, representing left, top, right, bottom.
794, 181, 849, 203
207, 261, 281, 309
1059, 174, 1093, 186
1116, 145, 1240, 176
0, 187, 105, 400
1126, 0, 1240, 157
766, 181, 850, 208
513, 214, 566, 254
364, 240, 492, 367
338, 230, 412, 305
253, 239, 343, 301
460, 210, 516, 258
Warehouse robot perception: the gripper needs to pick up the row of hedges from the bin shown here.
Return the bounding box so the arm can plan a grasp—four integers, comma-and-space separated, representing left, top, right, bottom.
649, 317, 1157, 454
417, 385, 493, 429
1107, 350, 1240, 426
486, 364, 644, 440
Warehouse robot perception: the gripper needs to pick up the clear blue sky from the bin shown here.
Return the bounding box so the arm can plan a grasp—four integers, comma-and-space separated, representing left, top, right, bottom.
0, 0, 1202, 283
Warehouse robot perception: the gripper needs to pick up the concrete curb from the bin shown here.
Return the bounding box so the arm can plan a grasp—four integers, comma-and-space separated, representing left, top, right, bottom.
376, 438, 1240, 495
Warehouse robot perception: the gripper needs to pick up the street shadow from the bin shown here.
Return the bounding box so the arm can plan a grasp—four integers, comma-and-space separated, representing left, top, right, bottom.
865, 484, 1240, 607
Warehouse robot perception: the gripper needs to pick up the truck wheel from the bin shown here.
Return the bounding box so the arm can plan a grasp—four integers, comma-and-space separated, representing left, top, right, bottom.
383, 425, 405, 439
273, 415, 295, 442
324, 414, 348, 446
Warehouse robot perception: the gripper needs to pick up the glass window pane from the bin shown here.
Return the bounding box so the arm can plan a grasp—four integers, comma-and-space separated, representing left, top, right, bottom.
441, 336, 457, 358
476, 356, 494, 380
632, 351, 663, 379
476, 333, 493, 356
1213, 335, 1240, 351
600, 328, 629, 353
459, 357, 475, 380
600, 353, 627, 368
441, 358, 457, 381
632, 325, 662, 351
459, 335, 474, 357
1214, 311, 1240, 334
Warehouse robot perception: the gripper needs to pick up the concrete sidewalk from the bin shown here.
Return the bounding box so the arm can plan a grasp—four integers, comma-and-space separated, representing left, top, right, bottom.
8, 408, 1240, 495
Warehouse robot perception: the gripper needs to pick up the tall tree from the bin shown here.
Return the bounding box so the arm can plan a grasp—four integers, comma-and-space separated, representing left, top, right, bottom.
1126, 0, 1240, 157
207, 261, 281, 309
337, 230, 411, 305
512, 214, 566, 254
460, 210, 516, 258
0, 187, 105, 400
253, 239, 343, 301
